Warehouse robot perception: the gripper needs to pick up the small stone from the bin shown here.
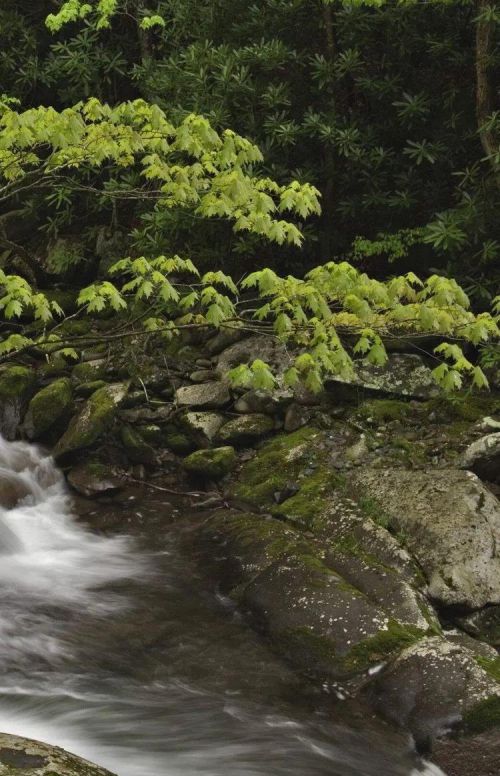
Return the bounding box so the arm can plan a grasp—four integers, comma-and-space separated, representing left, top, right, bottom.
189, 369, 217, 383
284, 403, 311, 432
182, 446, 237, 478
175, 382, 230, 409
71, 359, 107, 384
180, 411, 225, 447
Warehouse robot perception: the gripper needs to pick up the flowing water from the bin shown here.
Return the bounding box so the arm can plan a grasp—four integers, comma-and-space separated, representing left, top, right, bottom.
0, 436, 446, 776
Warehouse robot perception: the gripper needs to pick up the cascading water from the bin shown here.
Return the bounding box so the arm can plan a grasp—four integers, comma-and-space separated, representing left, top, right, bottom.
0, 435, 446, 776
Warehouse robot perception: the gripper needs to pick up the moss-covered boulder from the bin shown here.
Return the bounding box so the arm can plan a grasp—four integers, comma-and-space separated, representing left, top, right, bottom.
163, 425, 194, 454
183, 446, 236, 478
120, 425, 156, 465
328, 353, 439, 401
216, 414, 275, 446
179, 411, 226, 447
0, 732, 115, 775
364, 637, 500, 746
23, 378, 73, 440
71, 360, 107, 385
53, 382, 129, 461
75, 380, 108, 398
0, 365, 36, 440
67, 461, 124, 498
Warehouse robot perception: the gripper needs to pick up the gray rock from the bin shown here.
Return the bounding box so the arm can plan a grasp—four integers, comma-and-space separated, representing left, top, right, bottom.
216, 414, 275, 446
216, 335, 291, 382
457, 605, 500, 648
53, 382, 129, 461
0, 732, 115, 774
175, 382, 230, 409
476, 416, 500, 433
67, 462, 124, 498
120, 425, 156, 465
327, 354, 438, 401
461, 432, 500, 482
284, 403, 311, 432
365, 637, 500, 745
350, 468, 500, 609
206, 327, 245, 356
234, 389, 292, 415
189, 369, 217, 383
180, 411, 225, 447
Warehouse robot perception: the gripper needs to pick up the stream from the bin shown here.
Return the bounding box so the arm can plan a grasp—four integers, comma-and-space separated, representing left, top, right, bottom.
0, 435, 446, 776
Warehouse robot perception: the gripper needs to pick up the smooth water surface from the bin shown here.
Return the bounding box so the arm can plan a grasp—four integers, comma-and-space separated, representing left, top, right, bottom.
0, 437, 445, 776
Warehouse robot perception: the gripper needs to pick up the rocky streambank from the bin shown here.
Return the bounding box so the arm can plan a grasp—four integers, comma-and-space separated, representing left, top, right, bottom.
0, 324, 500, 772
0, 733, 115, 775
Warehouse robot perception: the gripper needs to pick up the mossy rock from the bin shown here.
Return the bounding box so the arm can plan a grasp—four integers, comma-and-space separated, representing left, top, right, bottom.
183, 446, 237, 478
163, 425, 195, 454
71, 360, 107, 384
356, 398, 412, 424
0, 732, 115, 775
216, 413, 275, 446
53, 382, 129, 461
0, 365, 36, 440
75, 380, 108, 398
229, 426, 322, 507
463, 695, 500, 734
120, 425, 156, 465
23, 378, 73, 440
427, 393, 500, 423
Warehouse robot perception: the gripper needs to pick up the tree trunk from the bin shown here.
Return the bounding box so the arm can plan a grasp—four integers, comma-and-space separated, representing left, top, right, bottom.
475, 0, 499, 173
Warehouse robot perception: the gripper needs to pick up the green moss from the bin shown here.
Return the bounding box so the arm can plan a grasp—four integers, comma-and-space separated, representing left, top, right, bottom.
356, 399, 411, 423
207, 512, 303, 563
75, 380, 108, 397
358, 496, 391, 529
0, 365, 35, 400
183, 446, 237, 478
344, 621, 426, 673
120, 425, 156, 464
71, 361, 107, 384
24, 378, 73, 438
229, 426, 322, 507
427, 393, 500, 423
271, 468, 343, 529
476, 656, 500, 683
463, 695, 500, 734
164, 425, 195, 453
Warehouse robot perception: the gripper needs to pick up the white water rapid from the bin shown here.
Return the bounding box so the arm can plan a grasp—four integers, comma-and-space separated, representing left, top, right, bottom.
0, 435, 446, 776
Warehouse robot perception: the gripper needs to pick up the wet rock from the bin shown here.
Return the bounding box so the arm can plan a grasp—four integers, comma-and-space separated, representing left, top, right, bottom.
175, 382, 230, 409
180, 411, 225, 448
461, 432, 500, 482
364, 637, 500, 746
350, 468, 500, 610
119, 405, 172, 424
23, 378, 73, 440
0, 365, 36, 440
53, 382, 129, 461
67, 462, 124, 498
0, 474, 31, 510
120, 425, 156, 465
182, 446, 236, 478
163, 426, 194, 454
457, 606, 500, 648
327, 354, 438, 401
0, 732, 115, 775
216, 414, 275, 446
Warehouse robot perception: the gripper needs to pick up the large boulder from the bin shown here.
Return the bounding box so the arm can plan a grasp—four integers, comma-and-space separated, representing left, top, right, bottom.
364, 637, 500, 747
349, 468, 500, 610
0, 732, 115, 775
461, 433, 500, 482
0, 366, 36, 440
327, 353, 438, 401
53, 382, 129, 461
23, 378, 73, 440
175, 382, 230, 409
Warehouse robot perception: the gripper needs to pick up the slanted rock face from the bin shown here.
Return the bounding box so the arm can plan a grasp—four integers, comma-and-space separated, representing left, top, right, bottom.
364, 637, 500, 746
175, 382, 230, 409
349, 468, 500, 610
23, 378, 73, 440
67, 462, 124, 498
0, 366, 36, 440
461, 433, 500, 483
53, 382, 129, 461
327, 354, 438, 401
0, 732, 115, 775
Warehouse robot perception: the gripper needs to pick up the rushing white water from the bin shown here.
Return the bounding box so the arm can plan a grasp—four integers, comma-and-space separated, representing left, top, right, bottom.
0, 436, 446, 776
